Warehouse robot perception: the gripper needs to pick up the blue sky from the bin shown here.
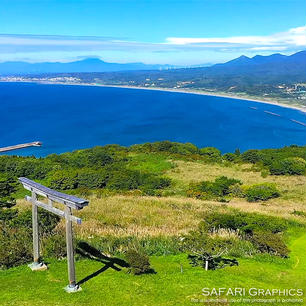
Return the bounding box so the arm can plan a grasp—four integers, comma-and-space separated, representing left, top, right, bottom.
0, 0, 305, 64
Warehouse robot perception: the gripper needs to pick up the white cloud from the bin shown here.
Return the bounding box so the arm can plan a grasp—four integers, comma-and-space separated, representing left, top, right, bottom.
165, 26, 306, 50
0, 26, 304, 59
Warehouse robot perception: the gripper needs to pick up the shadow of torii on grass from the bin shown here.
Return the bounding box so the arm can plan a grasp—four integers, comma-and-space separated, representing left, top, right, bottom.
76, 241, 129, 286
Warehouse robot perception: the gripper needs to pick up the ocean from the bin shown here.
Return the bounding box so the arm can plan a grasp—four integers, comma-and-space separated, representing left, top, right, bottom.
0, 82, 305, 156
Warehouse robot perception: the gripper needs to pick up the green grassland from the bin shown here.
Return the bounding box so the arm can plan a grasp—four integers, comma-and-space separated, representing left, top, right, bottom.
1, 141, 306, 306
0, 233, 305, 306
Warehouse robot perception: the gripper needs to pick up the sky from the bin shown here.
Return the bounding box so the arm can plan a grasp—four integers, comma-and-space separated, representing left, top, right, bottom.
0, 0, 305, 65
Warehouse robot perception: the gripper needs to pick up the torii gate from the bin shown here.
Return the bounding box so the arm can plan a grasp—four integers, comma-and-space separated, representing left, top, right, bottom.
18, 177, 89, 293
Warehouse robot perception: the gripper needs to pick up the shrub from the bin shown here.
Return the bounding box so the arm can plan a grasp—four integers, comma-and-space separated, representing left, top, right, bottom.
47, 169, 78, 190
200, 210, 289, 235
191, 176, 242, 199
181, 232, 238, 270
141, 177, 171, 195
199, 147, 222, 162
47, 146, 117, 169
145, 176, 171, 189
0, 156, 53, 180
241, 150, 263, 164
182, 231, 227, 255
125, 249, 154, 275
291, 210, 306, 218
223, 153, 238, 162
107, 169, 171, 192
187, 211, 290, 260
260, 169, 269, 178
209, 176, 241, 195
169, 142, 199, 155
47, 165, 171, 193
269, 157, 306, 175
0, 205, 60, 269
107, 170, 142, 190
250, 231, 289, 257
228, 183, 244, 197
9, 209, 60, 235
77, 168, 108, 188
86, 147, 114, 168
0, 225, 32, 269
15, 160, 53, 179
245, 183, 280, 202
187, 253, 238, 270
153, 141, 174, 152
0, 174, 17, 208
155, 141, 199, 155
226, 239, 257, 258
253, 145, 306, 168
131, 141, 200, 155
42, 232, 67, 259
0, 208, 18, 222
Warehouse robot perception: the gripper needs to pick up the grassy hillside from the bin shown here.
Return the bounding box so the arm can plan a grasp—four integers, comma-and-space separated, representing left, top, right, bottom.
0, 232, 305, 306
1, 141, 306, 305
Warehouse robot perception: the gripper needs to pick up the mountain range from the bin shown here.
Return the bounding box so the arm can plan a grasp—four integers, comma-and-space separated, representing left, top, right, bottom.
0, 51, 305, 84
0, 58, 179, 75
207, 50, 306, 77
79, 50, 305, 84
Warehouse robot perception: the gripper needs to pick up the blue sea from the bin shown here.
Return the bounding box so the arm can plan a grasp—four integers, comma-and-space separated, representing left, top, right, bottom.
0, 82, 305, 156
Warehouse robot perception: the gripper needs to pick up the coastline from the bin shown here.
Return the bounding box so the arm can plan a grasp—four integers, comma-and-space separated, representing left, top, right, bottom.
2, 80, 306, 113
93, 84, 306, 113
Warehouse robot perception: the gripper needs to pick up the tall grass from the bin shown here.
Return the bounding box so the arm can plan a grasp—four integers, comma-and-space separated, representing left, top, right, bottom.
82, 235, 181, 256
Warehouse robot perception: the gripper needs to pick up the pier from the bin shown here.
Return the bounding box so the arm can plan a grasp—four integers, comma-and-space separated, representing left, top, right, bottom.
263, 111, 281, 117
290, 119, 306, 127
0, 141, 42, 153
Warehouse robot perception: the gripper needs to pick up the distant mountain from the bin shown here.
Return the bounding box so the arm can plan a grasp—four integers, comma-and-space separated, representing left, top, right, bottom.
114, 50, 305, 84
207, 50, 306, 77
2, 51, 305, 86
0, 58, 178, 75
217, 53, 286, 67
37, 50, 304, 93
